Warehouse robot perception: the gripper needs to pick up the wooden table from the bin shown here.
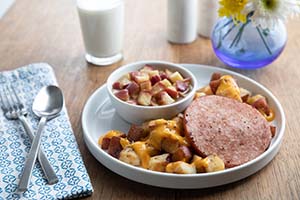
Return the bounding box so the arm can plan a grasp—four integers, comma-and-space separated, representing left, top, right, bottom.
1, 0, 300, 199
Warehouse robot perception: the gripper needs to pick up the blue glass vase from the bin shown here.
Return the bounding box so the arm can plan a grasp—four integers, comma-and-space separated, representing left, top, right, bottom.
211, 17, 287, 69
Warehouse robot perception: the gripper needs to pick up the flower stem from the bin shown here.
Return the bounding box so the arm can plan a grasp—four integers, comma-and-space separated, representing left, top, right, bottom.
229, 20, 250, 48
222, 23, 236, 40
256, 26, 272, 55
215, 18, 234, 32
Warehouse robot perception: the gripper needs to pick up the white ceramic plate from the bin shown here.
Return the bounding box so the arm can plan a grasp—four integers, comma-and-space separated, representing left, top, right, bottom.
82, 64, 285, 189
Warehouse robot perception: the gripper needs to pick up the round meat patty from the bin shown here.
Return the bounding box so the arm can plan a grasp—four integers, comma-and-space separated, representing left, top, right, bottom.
184, 95, 272, 168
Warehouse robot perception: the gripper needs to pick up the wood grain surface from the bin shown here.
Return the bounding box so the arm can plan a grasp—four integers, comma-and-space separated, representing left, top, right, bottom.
0, 0, 300, 199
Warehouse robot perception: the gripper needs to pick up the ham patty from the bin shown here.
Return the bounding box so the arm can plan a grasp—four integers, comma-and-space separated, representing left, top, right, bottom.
184, 95, 272, 168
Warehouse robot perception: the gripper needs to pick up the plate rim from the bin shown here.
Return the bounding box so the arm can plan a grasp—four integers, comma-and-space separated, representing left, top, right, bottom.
81, 63, 286, 188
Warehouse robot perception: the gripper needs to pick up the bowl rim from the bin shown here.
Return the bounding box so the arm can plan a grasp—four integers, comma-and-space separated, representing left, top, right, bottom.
106, 60, 197, 109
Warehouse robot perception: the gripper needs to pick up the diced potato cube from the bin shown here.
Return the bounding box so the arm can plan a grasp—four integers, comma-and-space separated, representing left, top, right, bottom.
166, 161, 196, 174
171, 146, 192, 162
191, 155, 205, 173
169, 71, 184, 83
161, 137, 181, 154
197, 85, 213, 95
148, 153, 170, 172
119, 147, 141, 166
193, 154, 225, 173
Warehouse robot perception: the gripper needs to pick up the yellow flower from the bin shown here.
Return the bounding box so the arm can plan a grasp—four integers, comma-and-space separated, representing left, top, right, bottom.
219, 0, 248, 23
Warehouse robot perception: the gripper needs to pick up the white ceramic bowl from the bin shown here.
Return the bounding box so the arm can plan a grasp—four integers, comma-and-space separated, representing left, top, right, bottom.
106, 61, 197, 124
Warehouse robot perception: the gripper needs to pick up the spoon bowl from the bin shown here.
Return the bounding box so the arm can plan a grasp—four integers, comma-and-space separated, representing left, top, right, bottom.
32, 85, 64, 117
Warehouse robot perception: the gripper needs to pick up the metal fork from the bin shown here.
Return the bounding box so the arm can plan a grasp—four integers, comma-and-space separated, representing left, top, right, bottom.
0, 85, 58, 185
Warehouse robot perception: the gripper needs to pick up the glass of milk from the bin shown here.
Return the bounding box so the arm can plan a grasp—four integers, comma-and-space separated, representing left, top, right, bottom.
77, 0, 124, 66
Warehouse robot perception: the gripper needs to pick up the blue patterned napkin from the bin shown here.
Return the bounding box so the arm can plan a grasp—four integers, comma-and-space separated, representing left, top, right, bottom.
0, 63, 93, 199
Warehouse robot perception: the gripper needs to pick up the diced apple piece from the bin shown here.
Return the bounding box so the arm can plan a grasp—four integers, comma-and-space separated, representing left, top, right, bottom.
150, 99, 159, 106
137, 91, 152, 106
140, 65, 154, 74
148, 70, 160, 77
150, 75, 161, 85
126, 81, 140, 96
160, 79, 172, 88
114, 89, 129, 101
126, 100, 137, 105
175, 80, 189, 92
140, 80, 152, 91
112, 82, 122, 90
119, 74, 131, 88
165, 69, 173, 77
165, 86, 179, 99
169, 71, 184, 83
157, 91, 175, 105
130, 71, 150, 84
151, 82, 166, 96
159, 71, 168, 80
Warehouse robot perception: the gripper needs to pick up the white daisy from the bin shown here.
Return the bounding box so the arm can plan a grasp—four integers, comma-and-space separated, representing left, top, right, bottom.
249, 0, 300, 29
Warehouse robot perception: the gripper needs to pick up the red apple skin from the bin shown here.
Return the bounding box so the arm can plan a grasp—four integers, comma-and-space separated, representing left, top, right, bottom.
126, 81, 140, 96
165, 87, 179, 99
159, 72, 168, 80
126, 100, 137, 105
175, 81, 189, 92
114, 89, 130, 101
156, 91, 175, 105
151, 82, 166, 96
141, 65, 154, 72
112, 82, 122, 90
150, 75, 161, 85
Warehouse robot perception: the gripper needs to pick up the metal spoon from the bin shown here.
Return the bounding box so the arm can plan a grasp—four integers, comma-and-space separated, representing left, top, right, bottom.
18, 85, 64, 192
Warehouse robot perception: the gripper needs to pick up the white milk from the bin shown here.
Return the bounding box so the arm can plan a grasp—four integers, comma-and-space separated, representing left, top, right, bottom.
77, 0, 124, 65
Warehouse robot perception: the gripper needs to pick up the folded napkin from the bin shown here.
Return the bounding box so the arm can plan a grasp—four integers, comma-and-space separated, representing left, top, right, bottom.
0, 63, 93, 199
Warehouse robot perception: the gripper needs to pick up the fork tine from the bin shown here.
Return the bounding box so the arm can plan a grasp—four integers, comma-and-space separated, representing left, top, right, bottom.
0, 86, 10, 112
4, 85, 17, 112
7, 85, 22, 112
10, 85, 24, 111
